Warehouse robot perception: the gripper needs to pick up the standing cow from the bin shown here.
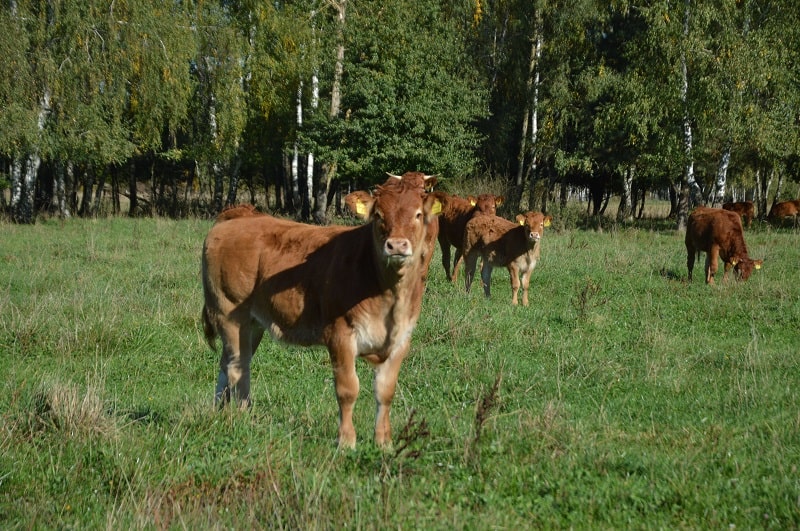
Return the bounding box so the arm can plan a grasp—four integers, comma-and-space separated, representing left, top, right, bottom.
463, 211, 552, 306
202, 179, 442, 448
767, 199, 800, 227
722, 200, 755, 228
685, 206, 763, 284
431, 192, 504, 283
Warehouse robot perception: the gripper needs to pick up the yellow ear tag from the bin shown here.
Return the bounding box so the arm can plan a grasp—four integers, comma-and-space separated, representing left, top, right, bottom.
431, 200, 442, 216
519, 219, 525, 226
755, 263, 762, 270
544, 219, 551, 227
470, 200, 477, 206
730, 258, 739, 266
356, 202, 367, 216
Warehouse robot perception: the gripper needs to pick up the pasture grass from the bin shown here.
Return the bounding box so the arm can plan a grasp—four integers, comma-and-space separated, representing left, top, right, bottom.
1, 215, 799, 528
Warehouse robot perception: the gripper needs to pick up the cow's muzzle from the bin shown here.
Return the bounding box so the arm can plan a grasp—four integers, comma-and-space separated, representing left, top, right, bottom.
384, 238, 412, 261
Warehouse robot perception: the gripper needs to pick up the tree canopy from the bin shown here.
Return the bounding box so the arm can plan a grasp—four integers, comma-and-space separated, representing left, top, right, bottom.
1, 0, 798, 223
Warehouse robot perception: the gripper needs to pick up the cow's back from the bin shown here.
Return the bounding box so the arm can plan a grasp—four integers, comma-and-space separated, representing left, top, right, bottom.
686, 207, 743, 251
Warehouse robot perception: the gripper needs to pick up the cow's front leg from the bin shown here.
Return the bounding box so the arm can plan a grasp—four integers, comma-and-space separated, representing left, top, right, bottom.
508, 264, 521, 305
520, 269, 532, 307
328, 334, 359, 449
372, 341, 411, 448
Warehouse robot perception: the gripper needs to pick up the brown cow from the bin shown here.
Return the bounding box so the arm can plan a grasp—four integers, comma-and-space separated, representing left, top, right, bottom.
202, 179, 442, 448
347, 172, 439, 283
685, 206, 763, 284
463, 211, 552, 306
722, 200, 755, 228
431, 192, 504, 283
767, 199, 800, 227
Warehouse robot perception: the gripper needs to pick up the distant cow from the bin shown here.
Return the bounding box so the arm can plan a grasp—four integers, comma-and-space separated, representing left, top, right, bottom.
431, 192, 504, 283
722, 201, 754, 228
463, 211, 552, 306
202, 179, 442, 448
685, 206, 763, 284
767, 199, 800, 227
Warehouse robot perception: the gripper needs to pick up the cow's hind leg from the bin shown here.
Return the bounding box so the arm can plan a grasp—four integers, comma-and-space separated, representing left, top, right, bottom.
480, 260, 493, 298
215, 317, 258, 409
464, 251, 479, 293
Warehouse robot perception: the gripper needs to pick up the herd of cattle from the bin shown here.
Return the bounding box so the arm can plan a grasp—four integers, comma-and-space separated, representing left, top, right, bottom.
201, 172, 792, 448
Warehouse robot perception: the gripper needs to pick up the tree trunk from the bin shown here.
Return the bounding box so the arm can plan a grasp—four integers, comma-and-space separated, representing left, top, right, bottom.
128, 160, 138, 217
523, 23, 543, 212
314, 0, 346, 224
616, 165, 634, 222
676, 0, 694, 232
712, 144, 731, 206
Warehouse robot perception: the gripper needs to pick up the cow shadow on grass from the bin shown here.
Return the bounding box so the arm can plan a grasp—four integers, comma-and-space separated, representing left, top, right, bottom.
659, 267, 686, 283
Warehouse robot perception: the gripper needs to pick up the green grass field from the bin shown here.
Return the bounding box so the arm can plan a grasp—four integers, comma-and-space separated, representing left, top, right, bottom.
1, 214, 799, 528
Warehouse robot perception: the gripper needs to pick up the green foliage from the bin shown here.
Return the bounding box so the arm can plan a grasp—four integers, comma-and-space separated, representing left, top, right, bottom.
1, 217, 799, 527
301, 0, 488, 185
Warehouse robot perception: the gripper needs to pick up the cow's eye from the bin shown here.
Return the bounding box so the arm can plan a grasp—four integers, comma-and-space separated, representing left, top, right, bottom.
416, 211, 423, 221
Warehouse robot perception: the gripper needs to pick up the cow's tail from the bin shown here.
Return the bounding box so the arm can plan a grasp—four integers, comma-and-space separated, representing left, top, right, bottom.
201, 304, 218, 350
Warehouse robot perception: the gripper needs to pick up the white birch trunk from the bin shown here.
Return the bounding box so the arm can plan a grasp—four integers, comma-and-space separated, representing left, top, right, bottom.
292, 81, 302, 209
307, 72, 319, 213
712, 145, 731, 206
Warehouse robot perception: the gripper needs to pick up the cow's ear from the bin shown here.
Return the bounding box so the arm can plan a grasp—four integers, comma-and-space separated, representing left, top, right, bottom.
544, 216, 552, 227
423, 174, 438, 191
344, 191, 375, 220
495, 196, 505, 206
424, 194, 443, 220
516, 214, 526, 225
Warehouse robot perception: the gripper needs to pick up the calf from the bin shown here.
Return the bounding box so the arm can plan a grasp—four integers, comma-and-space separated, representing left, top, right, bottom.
463, 211, 552, 306
767, 199, 800, 227
685, 206, 763, 284
431, 192, 504, 283
722, 200, 754, 228
202, 179, 442, 448
346, 172, 439, 283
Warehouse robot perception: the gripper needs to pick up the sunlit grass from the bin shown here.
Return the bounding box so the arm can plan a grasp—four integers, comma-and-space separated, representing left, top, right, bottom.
1, 215, 798, 528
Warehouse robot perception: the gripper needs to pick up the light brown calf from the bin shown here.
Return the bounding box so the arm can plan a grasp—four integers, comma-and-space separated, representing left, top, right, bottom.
685, 206, 763, 284
202, 179, 442, 448
462, 211, 552, 306
722, 200, 755, 228
430, 192, 504, 283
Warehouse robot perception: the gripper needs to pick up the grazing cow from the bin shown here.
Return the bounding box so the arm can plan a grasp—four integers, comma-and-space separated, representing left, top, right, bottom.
722, 200, 755, 228
202, 179, 442, 448
685, 206, 763, 284
463, 211, 552, 306
767, 199, 800, 227
431, 192, 504, 283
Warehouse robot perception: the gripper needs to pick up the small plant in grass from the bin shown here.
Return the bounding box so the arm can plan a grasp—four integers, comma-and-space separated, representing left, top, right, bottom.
467, 373, 502, 465
572, 277, 607, 321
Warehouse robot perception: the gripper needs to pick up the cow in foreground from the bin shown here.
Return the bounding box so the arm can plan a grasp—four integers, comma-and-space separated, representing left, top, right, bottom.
722, 200, 755, 228
463, 211, 552, 306
201, 179, 442, 448
767, 199, 800, 227
347, 172, 439, 284
685, 206, 763, 284
431, 192, 504, 283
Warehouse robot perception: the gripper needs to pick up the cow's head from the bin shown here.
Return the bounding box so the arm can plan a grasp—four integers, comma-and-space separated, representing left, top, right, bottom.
468, 194, 504, 216
345, 182, 441, 268
731, 256, 764, 281
515, 212, 552, 246
385, 172, 438, 192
